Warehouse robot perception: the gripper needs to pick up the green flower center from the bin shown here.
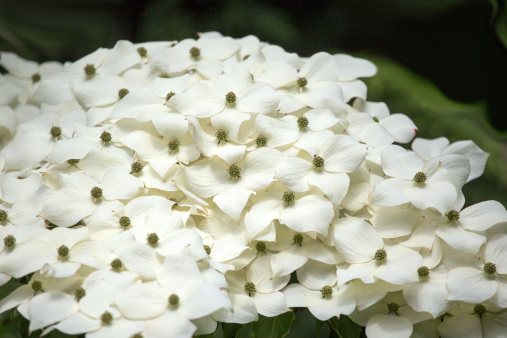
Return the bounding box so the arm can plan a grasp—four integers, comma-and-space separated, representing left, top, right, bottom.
372, 116, 380, 123
166, 91, 176, 101
204, 245, 211, 255
100, 131, 112, 142
118, 88, 129, 99
111, 258, 123, 271
137, 47, 147, 57
446, 210, 460, 222
255, 135, 267, 147
147, 233, 159, 246
3, 235, 15, 248
243, 54, 250, 61
119, 216, 131, 228
131, 334, 143, 338
297, 77, 308, 88
101, 311, 113, 325
67, 159, 80, 165
169, 197, 178, 208
168, 294, 179, 306
216, 129, 228, 143
293, 233, 304, 246
90, 186, 103, 199
74, 287, 86, 301
50, 126, 62, 138
283, 191, 296, 205
84, 64, 96, 76
159, 72, 170, 78
244, 282, 256, 296
225, 91, 237, 103
417, 266, 430, 277
58, 245, 70, 258
131, 161, 144, 173
413, 172, 427, 184
0, 210, 8, 222
31, 280, 43, 293
168, 139, 180, 151
313, 155, 325, 168
297, 116, 309, 129
228, 164, 241, 178
363, 219, 372, 224
256, 241, 266, 253
32, 73, 41, 83
474, 304, 486, 317
189, 47, 200, 58
484, 262, 496, 274
387, 302, 399, 315
320, 285, 333, 298
374, 249, 387, 261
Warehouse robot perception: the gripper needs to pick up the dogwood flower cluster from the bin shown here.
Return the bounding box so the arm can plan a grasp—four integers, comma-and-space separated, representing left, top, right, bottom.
1, 32, 506, 338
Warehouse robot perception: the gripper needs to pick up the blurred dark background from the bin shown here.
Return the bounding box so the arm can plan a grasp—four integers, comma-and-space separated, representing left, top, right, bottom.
1, 0, 506, 204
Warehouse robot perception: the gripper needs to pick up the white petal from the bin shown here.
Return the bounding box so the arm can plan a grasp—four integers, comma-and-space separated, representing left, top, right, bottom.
281, 195, 334, 236
443, 140, 489, 182
49, 138, 99, 165
271, 245, 308, 276
144, 313, 196, 338
42, 190, 96, 227
237, 83, 281, 114
252, 292, 289, 317
320, 134, 366, 173
436, 223, 486, 255
184, 159, 229, 198
484, 233, 507, 273
334, 220, 383, 263
380, 113, 418, 144
101, 169, 142, 200
52, 312, 100, 335
300, 52, 340, 83
171, 83, 224, 118
372, 178, 411, 207
307, 171, 349, 206
447, 267, 497, 303
337, 260, 378, 286
116, 242, 162, 279
211, 108, 251, 142
116, 283, 167, 320
335, 54, 377, 80
77, 149, 131, 181
338, 80, 367, 101
374, 244, 422, 285
245, 199, 285, 241
275, 157, 312, 192
366, 314, 413, 338
241, 147, 281, 191
372, 207, 419, 238
403, 280, 451, 318
297, 259, 337, 290
253, 114, 299, 148
213, 293, 258, 324
109, 91, 161, 122
308, 292, 356, 320
460, 200, 507, 232
406, 181, 457, 214
180, 284, 232, 319
381, 145, 424, 180
213, 181, 253, 221
124, 196, 174, 227
73, 75, 123, 107
0, 285, 33, 313
305, 108, 341, 131
299, 82, 345, 112
283, 283, 316, 307
295, 129, 334, 156
28, 292, 78, 331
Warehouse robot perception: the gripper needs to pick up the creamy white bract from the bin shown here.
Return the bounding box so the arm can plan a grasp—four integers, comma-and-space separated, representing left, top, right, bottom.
1, 32, 506, 338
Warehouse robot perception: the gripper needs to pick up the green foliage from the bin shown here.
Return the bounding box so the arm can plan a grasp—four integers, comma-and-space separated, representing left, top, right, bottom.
233, 312, 295, 338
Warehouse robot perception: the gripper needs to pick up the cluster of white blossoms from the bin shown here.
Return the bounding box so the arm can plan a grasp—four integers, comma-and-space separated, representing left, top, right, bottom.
0, 32, 507, 338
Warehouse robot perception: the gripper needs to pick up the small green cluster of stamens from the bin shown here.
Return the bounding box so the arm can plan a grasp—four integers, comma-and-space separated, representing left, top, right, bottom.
228, 164, 241, 178
204, 245, 211, 255
283, 191, 296, 205
31, 280, 43, 292
255, 135, 267, 147
166, 91, 176, 101
119, 216, 131, 228
67, 159, 80, 165
320, 285, 333, 298
446, 210, 460, 222
293, 234, 304, 246
32, 73, 41, 83
147, 233, 159, 246
297, 77, 308, 88
374, 249, 387, 261
256, 242, 266, 253
58, 245, 70, 259
413, 172, 427, 184
84, 64, 96, 76
0, 210, 8, 222
313, 155, 324, 168
50, 126, 62, 138
168, 139, 180, 151
244, 282, 256, 296
111, 258, 123, 271
100, 131, 112, 142
216, 129, 228, 143
225, 91, 237, 103
101, 311, 113, 325
417, 266, 430, 277
90, 187, 103, 199
474, 304, 486, 317
484, 262, 496, 274
297, 116, 309, 128
137, 47, 147, 57
189, 47, 200, 58
131, 161, 144, 173
168, 294, 179, 306
74, 287, 86, 301
3, 235, 15, 248
118, 88, 129, 99
387, 302, 399, 315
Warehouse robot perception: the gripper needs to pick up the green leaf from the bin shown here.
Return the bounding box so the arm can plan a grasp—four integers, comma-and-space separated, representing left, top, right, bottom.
249, 312, 295, 338
0, 280, 23, 301
222, 323, 243, 338
235, 322, 253, 338
328, 316, 363, 338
